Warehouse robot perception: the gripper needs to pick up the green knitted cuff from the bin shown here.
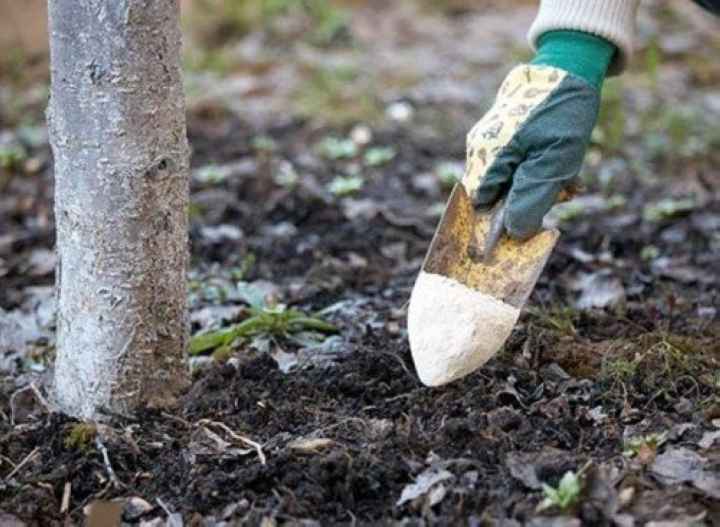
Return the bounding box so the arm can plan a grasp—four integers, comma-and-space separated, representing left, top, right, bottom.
530, 30, 617, 89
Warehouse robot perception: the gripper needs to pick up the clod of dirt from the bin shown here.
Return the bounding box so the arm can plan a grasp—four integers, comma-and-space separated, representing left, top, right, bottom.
407, 271, 519, 386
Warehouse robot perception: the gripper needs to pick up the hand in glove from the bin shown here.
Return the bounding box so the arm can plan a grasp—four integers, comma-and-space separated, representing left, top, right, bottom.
464, 31, 616, 240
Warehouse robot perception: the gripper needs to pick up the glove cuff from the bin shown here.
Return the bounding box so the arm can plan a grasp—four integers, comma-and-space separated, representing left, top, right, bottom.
530, 30, 615, 89
528, 0, 639, 75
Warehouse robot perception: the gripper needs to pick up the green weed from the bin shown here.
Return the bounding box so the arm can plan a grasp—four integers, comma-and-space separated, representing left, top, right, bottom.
272, 161, 300, 188
538, 471, 583, 512
302, 0, 349, 46
600, 332, 718, 394
640, 245, 660, 261
190, 283, 336, 355
0, 144, 28, 171
551, 201, 585, 223
194, 164, 225, 185
252, 135, 279, 153
643, 197, 697, 222
601, 356, 638, 383
623, 432, 667, 459
526, 306, 577, 337
327, 175, 364, 196
317, 136, 358, 160
364, 146, 396, 167
64, 423, 97, 452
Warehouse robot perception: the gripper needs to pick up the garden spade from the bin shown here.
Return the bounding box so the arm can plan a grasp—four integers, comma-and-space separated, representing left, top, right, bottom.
405, 66, 584, 386
407, 181, 560, 386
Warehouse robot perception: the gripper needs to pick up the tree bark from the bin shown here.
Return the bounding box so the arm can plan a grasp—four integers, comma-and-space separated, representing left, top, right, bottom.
48, 0, 190, 419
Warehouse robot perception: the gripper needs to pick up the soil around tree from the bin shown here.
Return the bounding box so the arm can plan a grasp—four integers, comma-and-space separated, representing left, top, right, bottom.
2, 113, 719, 525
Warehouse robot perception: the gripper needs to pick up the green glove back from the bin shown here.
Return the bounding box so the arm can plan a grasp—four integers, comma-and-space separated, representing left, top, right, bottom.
469, 30, 616, 239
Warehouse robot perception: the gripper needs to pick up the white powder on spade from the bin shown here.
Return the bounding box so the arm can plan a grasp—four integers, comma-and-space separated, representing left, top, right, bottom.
407, 271, 520, 387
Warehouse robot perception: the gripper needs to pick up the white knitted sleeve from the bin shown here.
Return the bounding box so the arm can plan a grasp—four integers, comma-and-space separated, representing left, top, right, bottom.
528, 0, 641, 74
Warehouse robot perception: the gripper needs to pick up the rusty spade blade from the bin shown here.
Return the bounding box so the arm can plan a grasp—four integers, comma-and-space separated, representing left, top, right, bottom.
421, 182, 559, 309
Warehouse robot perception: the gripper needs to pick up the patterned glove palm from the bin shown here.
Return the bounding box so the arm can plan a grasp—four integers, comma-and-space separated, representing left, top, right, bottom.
466, 65, 599, 239
465, 31, 615, 240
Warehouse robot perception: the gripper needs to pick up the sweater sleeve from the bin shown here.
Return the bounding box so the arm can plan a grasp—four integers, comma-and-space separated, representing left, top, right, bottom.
528, 0, 641, 75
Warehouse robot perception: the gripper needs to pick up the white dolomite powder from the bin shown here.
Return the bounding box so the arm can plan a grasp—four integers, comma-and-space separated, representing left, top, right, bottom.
407, 271, 520, 386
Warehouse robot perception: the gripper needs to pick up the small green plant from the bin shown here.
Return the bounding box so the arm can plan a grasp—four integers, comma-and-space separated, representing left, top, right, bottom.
526, 306, 577, 337
552, 201, 585, 222
650, 335, 701, 377
640, 245, 660, 261
363, 146, 396, 167
272, 161, 299, 188
231, 254, 256, 281
252, 135, 278, 153
317, 136, 358, 160
601, 356, 638, 383
194, 164, 225, 185
327, 175, 364, 196
623, 432, 667, 458
0, 144, 28, 171
190, 283, 336, 355
302, 0, 349, 45
538, 471, 583, 512
435, 161, 463, 190
64, 423, 97, 452
642, 197, 696, 222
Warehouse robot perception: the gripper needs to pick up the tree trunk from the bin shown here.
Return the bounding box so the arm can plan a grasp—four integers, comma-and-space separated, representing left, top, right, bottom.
48, 0, 190, 419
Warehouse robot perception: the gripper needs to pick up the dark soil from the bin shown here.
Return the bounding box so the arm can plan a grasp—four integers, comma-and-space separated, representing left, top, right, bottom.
2, 112, 720, 526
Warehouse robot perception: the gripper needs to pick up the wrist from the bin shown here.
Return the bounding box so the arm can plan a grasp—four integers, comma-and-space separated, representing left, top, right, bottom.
530, 30, 616, 89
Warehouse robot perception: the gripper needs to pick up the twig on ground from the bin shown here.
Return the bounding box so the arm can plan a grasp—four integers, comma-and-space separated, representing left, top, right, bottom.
3, 447, 40, 481
197, 419, 267, 465
385, 390, 420, 403
95, 436, 123, 488
1, 455, 17, 470
375, 350, 418, 384
162, 412, 191, 428
60, 481, 71, 514
9, 383, 52, 425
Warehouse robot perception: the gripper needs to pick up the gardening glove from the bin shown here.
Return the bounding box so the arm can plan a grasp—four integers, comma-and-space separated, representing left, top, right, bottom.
464, 30, 616, 240
693, 0, 720, 15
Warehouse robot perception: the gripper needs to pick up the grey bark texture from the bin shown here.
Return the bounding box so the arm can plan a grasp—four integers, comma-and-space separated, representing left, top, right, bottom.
48, 0, 191, 419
